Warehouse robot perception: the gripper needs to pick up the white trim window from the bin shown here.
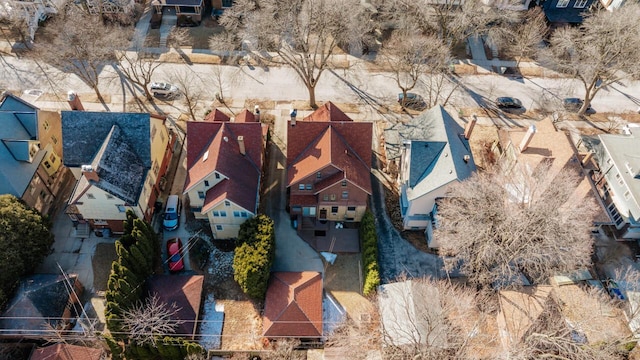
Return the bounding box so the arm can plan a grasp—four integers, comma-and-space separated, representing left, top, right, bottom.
574, 0, 588, 7
557, 0, 569, 7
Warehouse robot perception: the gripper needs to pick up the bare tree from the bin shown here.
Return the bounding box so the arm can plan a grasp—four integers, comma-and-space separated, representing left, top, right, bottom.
378, 30, 452, 109
435, 164, 596, 290
220, 0, 373, 108
542, 3, 640, 115
116, 35, 162, 101
122, 294, 184, 347
0, 12, 32, 50
36, 5, 128, 106
501, 8, 547, 68
169, 68, 206, 121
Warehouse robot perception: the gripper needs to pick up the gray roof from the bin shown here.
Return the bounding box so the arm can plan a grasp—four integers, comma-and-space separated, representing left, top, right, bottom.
0, 274, 81, 336
61, 111, 151, 168
0, 94, 42, 197
393, 105, 476, 200
584, 133, 640, 222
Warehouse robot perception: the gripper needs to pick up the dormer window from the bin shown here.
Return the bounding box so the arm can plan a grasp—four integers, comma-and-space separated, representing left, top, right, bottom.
29, 143, 39, 158
215, 173, 220, 179
204, 180, 210, 187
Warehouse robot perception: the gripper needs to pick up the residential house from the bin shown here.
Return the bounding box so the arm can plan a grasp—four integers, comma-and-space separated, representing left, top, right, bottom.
287, 102, 372, 224
599, 0, 625, 10
184, 109, 265, 239
30, 344, 105, 360
497, 284, 630, 351
263, 272, 323, 339
582, 132, 640, 239
147, 275, 204, 340
0, 93, 70, 215
63, 111, 176, 234
0, 274, 83, 339
537, 0, 596, 24
386, 105, 475, 248
0, 0, 64, 40
152, 0, 204, 23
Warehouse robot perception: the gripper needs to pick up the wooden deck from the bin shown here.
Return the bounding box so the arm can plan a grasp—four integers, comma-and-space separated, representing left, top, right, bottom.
297, 217, 360, 253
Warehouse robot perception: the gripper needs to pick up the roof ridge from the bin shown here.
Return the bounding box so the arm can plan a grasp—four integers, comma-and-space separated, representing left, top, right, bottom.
288, 124, 331, 170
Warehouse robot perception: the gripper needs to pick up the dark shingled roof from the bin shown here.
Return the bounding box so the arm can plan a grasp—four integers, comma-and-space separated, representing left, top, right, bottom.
61, 111, 151, 168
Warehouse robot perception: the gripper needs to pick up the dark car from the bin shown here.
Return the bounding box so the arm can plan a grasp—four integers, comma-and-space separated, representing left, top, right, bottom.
563, 98, 593, 113
167, 238, 184, 272
606, 280, 625, 301
398, 93, 425, 109
495, 97, 523, 109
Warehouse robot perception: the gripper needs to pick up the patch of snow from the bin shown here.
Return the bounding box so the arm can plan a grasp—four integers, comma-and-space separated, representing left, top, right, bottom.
207, 245, 234, 281
323, 293, 346, 336
198, 293, 224, 350
321, 252, 337, 265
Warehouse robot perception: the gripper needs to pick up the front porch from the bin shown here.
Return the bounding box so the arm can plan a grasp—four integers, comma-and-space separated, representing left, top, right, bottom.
296, 216, 360, 253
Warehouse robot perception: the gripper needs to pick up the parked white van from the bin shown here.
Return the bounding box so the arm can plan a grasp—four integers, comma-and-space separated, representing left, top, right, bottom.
163, 195, 181, 231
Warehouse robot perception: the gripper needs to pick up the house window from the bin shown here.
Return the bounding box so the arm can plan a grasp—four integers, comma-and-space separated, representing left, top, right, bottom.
151, 125, 157, 140
213, 211, 220, 217
574, 0, 588, 7
198, 191, 205, 199
106, 194, 114, 199
305, 184, 312, 190
43, 121, 50, 131
342, 180, 347, 187
616, 173, 624, 186
94, 219, 108, 225
323, 194, 329, 201
556, 0, 569, 7
215, 173, 220, 179
222, 0, 233, 7
224, 200, 230, 207
347, 206, 356, 211
299, 184, 305, 190
342, 191, 349, 199
241, 211, 248, 218
331, 206, 338, 213
87, 193, 95, 199
216, 225, 223, 231
317, 172, 322, 179
44, 161, 51, 169
40, 190, 47, 199
117, 205, 126, 212
29, 144, 38, 157
51, 135, 58, 145
624, 191, 631, 200
220, 211, 227, 217
204, 180, 210, 187
233, 211, 241, 217
330, 194, 336, 201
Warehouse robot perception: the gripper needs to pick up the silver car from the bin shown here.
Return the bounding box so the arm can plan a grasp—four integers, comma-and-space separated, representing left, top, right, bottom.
150, 82, 179, 98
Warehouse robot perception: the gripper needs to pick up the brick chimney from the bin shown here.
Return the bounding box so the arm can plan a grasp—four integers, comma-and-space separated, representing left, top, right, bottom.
67, 91, 85, 111
237, 136, 245, 156
519, 125, 536, 152
464, 114, 477, 140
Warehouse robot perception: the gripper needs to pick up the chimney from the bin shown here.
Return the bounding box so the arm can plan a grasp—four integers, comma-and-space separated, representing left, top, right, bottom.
290, 108, 297, 126
463, 154, 470, 163
254, 105, 261, 123
581, 152, 594, 166
81, 165, 99, 182
238, 136, 245, 156
519, 125, 536, 152
67, 91, 85, 111
464, 114, 477, 140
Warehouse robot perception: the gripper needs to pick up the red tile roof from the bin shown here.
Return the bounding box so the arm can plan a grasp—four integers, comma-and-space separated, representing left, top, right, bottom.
287, 120, 372, 194
147, 275, 204, 339
235, 109, 256, 123
204, 108, 231, 122
303, 101, 352, 122
289, 195, 318, 206
184, 121, 263, 213
30, 344, 103, 360
263, 272, 323, 338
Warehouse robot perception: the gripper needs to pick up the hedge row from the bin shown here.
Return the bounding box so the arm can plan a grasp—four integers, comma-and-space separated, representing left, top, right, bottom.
233, 214, 276, 300
360, 211, 380, 296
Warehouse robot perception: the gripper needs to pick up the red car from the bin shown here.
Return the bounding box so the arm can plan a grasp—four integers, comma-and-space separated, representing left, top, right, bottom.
167, 238, 184, 272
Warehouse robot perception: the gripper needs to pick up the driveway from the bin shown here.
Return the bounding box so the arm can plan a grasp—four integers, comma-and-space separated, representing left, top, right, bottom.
370, 169, 445, 283
265, 107, 323, 274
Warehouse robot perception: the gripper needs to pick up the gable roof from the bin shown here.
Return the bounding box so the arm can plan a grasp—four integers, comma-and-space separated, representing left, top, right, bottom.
61, 111, 151, 168
184, 121, 263, 213
204, 108, 230, 122
0, 95, 44, 197
147, 275, 204, 339
303, 101, 352, 122
287, 119, 372, 194
234, 109, 256, 123
263, 272, 323, 338
30, 344, 104, 360
0, 274, 82, 336
400, 106, 476, 200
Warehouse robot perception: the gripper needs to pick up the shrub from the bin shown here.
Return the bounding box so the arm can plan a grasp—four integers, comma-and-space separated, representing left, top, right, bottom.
233, 214, 276, 300
359, 211, 380, 297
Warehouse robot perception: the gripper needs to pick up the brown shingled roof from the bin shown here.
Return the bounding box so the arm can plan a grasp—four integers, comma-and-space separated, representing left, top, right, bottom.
235, 109, 256, 123
303, 101, 352, 122
204, 108, 231, 122
147, 275, 204, 340
263, 272, 323, 338
30, 344, 104, 360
